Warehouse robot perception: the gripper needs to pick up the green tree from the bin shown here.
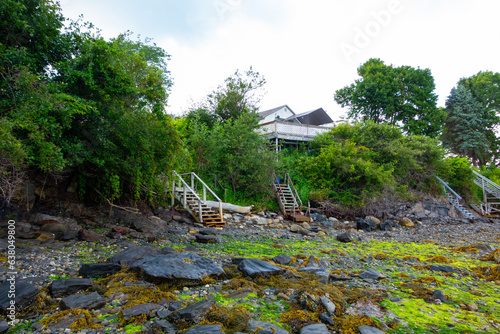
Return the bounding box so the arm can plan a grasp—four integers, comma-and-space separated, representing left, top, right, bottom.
442, 85, 496, 167
205, 67, 266, 121
458, 71, 500, 116
335, 58, 445, 137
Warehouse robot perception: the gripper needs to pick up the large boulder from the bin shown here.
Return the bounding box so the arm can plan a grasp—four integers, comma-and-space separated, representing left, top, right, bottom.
0, 280, 39, 314
78, 263, 121, 278
167, 300, 215, 325
237, 258, 285, 278
60, 291, 105, 310
130, 252, 225, 286
109, 245, 158, 266
49, 278, 93, 298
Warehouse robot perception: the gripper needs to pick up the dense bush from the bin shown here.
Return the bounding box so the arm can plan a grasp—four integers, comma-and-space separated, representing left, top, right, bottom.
291, 122, 451, 207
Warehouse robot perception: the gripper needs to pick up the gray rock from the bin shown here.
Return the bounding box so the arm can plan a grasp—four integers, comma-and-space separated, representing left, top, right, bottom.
109, 245, 158, 266
247, 320, 289, 334
358, 325, 385, 334
60, 291, 105, 310
356, 218, 377, 232
168, 300, 215, 325
320, 296, 336, 316
195, 233, 219, 243
78, 263, 121, 278
336, 232, 353, 243
130, 253, 225, 286
0, 321, 8, 334
184, 324, 224, 334
49, 278, 93, 297
153, 320, 179, 333
0, 279, 39, 313
237, 258, 285, 278
121, 303, 161, 317
199, 227, 218, 235
359, 269, 385, 280
319, 313, 335, 326
429, 265, 457, 273
300, 323, 329, 334
432, 290, 446, 303
272, 254, 293, 265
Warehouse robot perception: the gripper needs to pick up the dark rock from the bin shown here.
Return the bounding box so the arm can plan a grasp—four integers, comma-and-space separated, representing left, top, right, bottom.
49, 278, 93, 297
121, 303, 161, 318
184, 245, 199, 252
237, 258, 285, 278
358, 325, 385, 334
153, 320, 179, 333
359, 269, 385, 280
312, 213, 327, 222
195, 233, 219, 243
231, 257, 246, 266
272, 254, 293, 265
109, 245, 158, 266
429, 265, 458, 273
158, 246, 177, 254
356, 218, 377, 232
184, 324, 224, 334
247, 320, 289, 334
0, 279, 39, 313
432, 290, 447, 302
78, 229, 101, 242
112, 226, 129, 235
157, 308, 172, 319
130, 252, 225, 286
60, 291, 105, 310
336, 232, 353, 243
0, 321, 8, 334
40, 223, 65, 240
78, 263, 121, 278
199, 227, 218, 235
168, 300, 215, 325
379, 219, 399, 231
320, 296, 336, 316
300, 323, 329, 334
319, 313, 335, 326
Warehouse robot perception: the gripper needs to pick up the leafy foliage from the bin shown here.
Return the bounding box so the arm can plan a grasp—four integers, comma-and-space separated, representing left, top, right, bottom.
293, 122, 448, 207
335, 58, 445, 137
0, 3, 181, 205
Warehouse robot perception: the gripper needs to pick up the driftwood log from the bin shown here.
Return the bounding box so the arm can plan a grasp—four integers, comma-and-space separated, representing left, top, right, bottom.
204, 201, 253, 214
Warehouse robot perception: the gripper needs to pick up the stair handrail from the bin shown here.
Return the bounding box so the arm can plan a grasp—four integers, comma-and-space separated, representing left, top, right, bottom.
473, 170, 500, 195
272, 172, 286, 214
191, 172, 223, 221
284, 172, 303, 211
172, 171, 203, 222
434, 175, 462, 200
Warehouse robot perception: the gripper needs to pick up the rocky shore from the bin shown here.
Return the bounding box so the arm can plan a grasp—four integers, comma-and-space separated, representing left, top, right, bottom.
0, 199, 499, 334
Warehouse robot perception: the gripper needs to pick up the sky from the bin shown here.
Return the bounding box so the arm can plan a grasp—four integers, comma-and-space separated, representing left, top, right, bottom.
59, 0, 500, 121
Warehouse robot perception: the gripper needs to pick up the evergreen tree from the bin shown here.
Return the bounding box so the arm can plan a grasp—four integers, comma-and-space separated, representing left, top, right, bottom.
442, 85, 497, 166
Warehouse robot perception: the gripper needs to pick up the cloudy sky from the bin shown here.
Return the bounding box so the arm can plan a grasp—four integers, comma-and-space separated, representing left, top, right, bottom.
59, 0, 500, 120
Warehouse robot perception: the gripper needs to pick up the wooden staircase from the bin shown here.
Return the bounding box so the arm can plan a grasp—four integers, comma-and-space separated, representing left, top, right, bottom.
434, 175, 475, 220
471, 170, 500, 216
169, 171, 224, 227
273, 172, 310, 222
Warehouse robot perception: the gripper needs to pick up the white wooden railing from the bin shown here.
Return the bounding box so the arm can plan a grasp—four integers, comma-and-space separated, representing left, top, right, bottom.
257, 120, 333, 141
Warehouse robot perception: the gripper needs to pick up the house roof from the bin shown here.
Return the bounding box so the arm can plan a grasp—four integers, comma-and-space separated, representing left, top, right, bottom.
258, 105, 295, 119
285, 108, 333, 126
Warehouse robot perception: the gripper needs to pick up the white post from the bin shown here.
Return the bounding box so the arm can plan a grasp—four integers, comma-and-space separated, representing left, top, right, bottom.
198, 201, 203, 223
